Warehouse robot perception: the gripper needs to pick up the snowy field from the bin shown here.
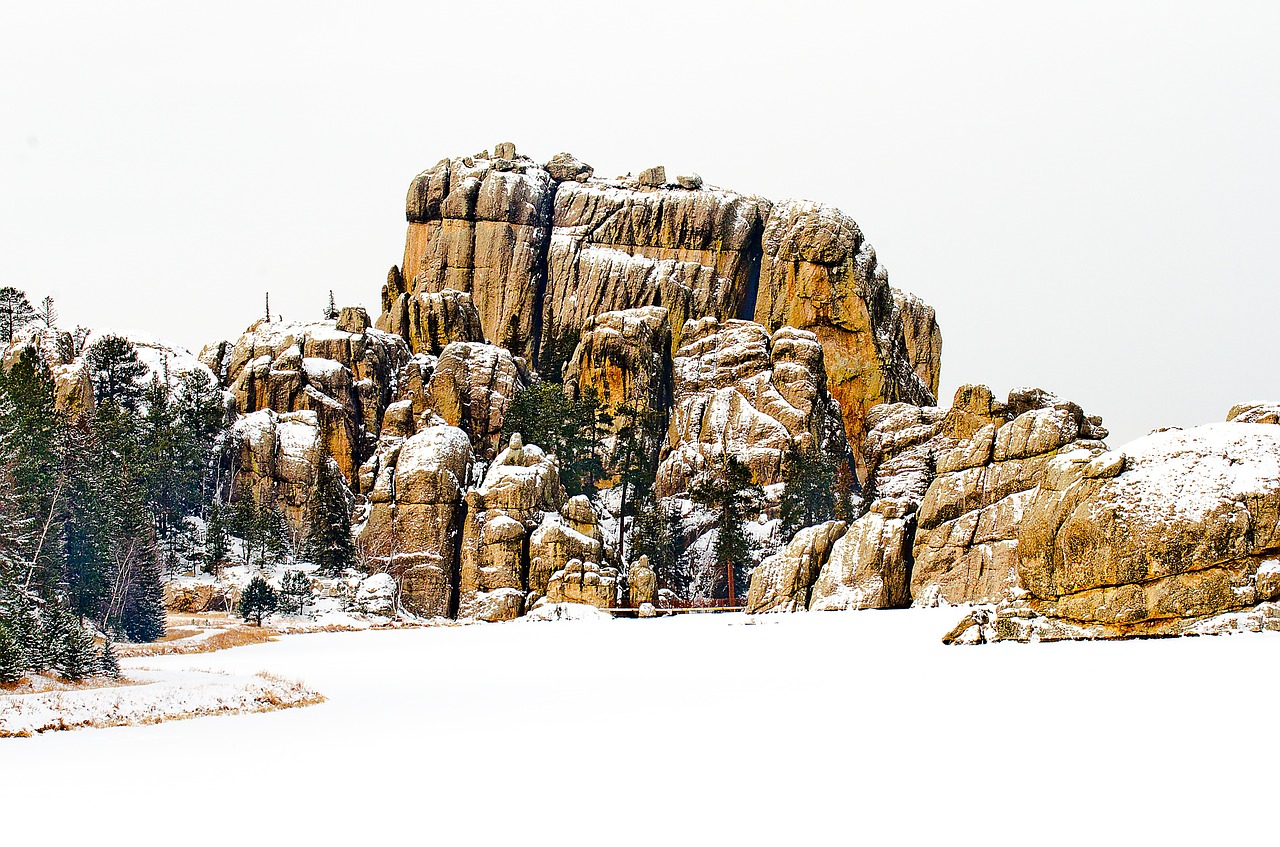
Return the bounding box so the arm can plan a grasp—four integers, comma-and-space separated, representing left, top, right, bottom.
4, 608, 1277, 845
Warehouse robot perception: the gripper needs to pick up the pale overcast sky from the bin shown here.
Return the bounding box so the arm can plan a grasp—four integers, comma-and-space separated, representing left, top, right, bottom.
2, 1, 1277, 446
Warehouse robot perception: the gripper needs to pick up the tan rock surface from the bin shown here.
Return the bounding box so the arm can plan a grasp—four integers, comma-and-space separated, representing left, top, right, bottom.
809, 505, 913, 611
563, 306, 671, 422
746, 520, 847, 613
423, 341, 527, 461
376, 286, 485, 356
655, 317, 848, 497
541, 180, 771, 361
229, 410, 324, 530
545, 559, 619, 609
753, 199, 937, 475
359, 425, 473, 618
1003, 422, 1280, 638
400, 154, 555, 360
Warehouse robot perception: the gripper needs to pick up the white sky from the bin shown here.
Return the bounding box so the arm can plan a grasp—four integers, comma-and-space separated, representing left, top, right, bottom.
2, 1, 1277, 446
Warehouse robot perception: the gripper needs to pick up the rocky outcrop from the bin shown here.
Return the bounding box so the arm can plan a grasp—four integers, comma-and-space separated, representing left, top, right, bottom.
209, 316, 410, 485
359, 425, 473, 618
809, 501, 914, 611
564, 306, 671, 424
529, 496, 604, 600
458, 434, 567, 621
376, 286, 485, 356
753, 200, 937, 474
544, 559, 619, 609
396, 147, 554, 360
985, 421, 1280, 640
1227, 402, 1280, 425
628, 554, 657, 607
911, 387, 1108, 606
542, 179, 771, 362
746, 520, 847, 613
655, 317, 849, 497
892, 290, 942, 399
422, 341, 528, 461
229, 409, 324, 530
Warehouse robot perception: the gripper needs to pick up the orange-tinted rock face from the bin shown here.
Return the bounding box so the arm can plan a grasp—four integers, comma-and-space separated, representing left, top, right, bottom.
753, 200, 937, 477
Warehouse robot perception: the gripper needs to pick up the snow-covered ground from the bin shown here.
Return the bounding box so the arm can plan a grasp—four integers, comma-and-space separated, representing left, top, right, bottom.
3, 608, 1278, 845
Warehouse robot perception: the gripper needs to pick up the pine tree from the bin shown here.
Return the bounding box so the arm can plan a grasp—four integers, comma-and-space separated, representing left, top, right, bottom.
502, 383, 609, 497
0, 621, 25, 684
229, 491, 260, 564
278, 570, 312, 615
238, 575, 277, 626
52, 607, 97, 681
304, 459, 355, 575
98, 638, 120, 679
610, 403, 664, 565
35, 296, 57, 330
324, 290, 339, 320
84, 334, 148, 411
205, 502, 228, 573
0, 287, 35, 343
691, 455, 762, 604
778, 443, 838, 540
631, 497, 686, 595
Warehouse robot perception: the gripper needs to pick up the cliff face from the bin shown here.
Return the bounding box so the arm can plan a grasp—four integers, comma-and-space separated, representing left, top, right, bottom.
379, 145, 941, 473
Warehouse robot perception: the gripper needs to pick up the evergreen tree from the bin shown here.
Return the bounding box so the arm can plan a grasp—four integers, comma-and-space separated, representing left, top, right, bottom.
278, 569, 312, 615
610, 403, 664, 565
778, 443, 838, 540
304, 459, 355, 575
98, 638, 120, 679
691, 455, 762, 604
0, 621, 25, 684
833, 458, 859, 523
35, 296, 57, 330
84, 334, 148, 411
205, 502, 228, 573
537, 328, 580, 383
324, 290, 339, 320
229, 491, 260, 564
631, 498, 687, 595
502, 383, 610, 497
51, 606, 97, 682
238, 575, 277, 626
0, 287, 35, 343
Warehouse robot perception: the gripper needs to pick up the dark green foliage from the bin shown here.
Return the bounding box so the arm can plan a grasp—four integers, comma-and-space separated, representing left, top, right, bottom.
304, 459, 355, 575
778, 444, 839, 540
833, 458, 859, 523
0, 621, 24, 684
120, 555, 166, 643
238, 575, 277, 626
98, 638, 120, 679
502, 383, 609, 497
278, 569, 312, 615
631, 498, 687, 595
691, 455, 762, 604
84, 334, 148, 411
610, 403, 665, 564
205, 502, 228, 573
228, 491, 292, 566
52, 607, 97, 682
537, 328, 580, 384
0, 287, 35, 343
324, 290, 339, 321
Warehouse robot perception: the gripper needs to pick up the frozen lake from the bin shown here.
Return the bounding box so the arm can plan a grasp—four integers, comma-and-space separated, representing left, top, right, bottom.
3, 608, 1275, 845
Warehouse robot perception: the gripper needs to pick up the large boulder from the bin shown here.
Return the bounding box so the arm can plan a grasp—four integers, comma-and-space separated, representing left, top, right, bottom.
746, 520, 847, 613
808, 502, 913, 611
910, 387, 1108, 606
564, 306, 672, 422
229, 410, 324, 530
545, 559, 619, 609
753, 200, 938, 475
992, 420, 1280, 639
423, 341, 528, 461
655, 317, 849, 498
359, 425, 474, 618
458, 434, 572, 621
